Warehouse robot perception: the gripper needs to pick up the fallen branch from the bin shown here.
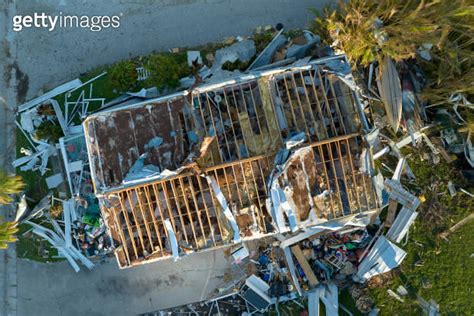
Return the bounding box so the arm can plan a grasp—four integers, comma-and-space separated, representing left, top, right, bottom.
440, 213, 474, 240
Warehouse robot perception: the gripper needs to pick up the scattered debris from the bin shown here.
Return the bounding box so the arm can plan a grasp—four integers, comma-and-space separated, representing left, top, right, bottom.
26, 219, 94, 272
248, 28, 287, 70
386, 207, 418, 243
387, 289, 404, 303
355, 236, 407, 282
45, 173, 64, 189
136, 67, 150, 81
447, 181, 456, 197
416, 294, 440, 316
18, 78, 82, 112
187, 50, 203, 67
376, 57, 403, 132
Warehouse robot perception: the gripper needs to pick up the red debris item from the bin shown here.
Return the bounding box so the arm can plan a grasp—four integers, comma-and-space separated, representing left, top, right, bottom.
67, 144, 76, 153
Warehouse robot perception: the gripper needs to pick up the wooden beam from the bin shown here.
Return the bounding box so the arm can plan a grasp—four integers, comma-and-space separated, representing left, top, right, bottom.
143, 186, 164, 255
169, 180, 190, 245
385, 200, 399, 228
117, 193, 139, 259
125, 190, 147, 255
104, 204, 131, 265
178, 177, 199, 249
291, 245, 319, 287
186, 175, 210, 246
135, 188, 155, 252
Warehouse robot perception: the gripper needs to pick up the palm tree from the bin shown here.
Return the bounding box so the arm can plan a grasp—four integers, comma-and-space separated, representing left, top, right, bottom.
0, 170, 24, 249
0, 170, 25, 204
0, 221, 18, 249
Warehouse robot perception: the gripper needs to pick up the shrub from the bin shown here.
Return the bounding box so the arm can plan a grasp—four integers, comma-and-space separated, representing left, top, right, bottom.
313, 0, 474, 104
35, 120, 63, 143
109, 60, 138, 92
146, 53, 189, 92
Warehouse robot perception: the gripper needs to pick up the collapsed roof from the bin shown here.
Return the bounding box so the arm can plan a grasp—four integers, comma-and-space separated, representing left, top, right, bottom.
83, 55, 380, 268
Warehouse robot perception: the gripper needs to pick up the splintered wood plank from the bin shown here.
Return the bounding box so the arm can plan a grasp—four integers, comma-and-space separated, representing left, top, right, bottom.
104, 204, 131, 265
291, 245, 319, 287
385, 200, 399, 228
169, 180, 190, 245
193, 175, 217, 246
178, 177, 199, 249
151, 183, 169, 239
186, 175, 209, 246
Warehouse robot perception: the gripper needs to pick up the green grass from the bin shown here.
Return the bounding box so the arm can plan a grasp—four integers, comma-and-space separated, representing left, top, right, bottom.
339, 289, 364, 316
16, 222, 64, 263
79, 66, 121, 102
15, 128, 51, 204
268, 299, 305, 316
369, 220, 474, 315
370, 145, 474, 315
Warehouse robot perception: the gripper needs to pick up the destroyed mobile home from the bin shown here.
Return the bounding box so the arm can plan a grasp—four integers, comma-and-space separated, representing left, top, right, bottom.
83, 55, 383, 269
11, 27, 439, 315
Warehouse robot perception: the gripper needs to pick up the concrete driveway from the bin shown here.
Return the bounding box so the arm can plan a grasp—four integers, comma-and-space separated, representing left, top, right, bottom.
1, 0, 332, 315
16, 249, 230, 316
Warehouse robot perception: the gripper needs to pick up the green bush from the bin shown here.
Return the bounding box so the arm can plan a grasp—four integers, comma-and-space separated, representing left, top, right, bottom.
146, 53, 189, 92
109, 60, 138, 92
254, 31, 275, 53
35, 120, 63, 143
221, 59, 251, 72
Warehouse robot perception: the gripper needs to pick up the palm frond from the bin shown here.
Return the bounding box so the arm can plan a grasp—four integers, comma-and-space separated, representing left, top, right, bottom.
0, 171, 25, 205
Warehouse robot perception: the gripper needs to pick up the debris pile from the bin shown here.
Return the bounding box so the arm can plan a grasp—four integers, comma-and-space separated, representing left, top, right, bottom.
13, 73, 110, 270
291, 228, 371, 288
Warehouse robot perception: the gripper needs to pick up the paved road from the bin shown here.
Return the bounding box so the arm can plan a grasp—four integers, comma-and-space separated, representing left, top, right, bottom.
14, 0, 329, 101
16, 250, 230, 316
1, 1, 20, 315
1, 0, 332, 315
